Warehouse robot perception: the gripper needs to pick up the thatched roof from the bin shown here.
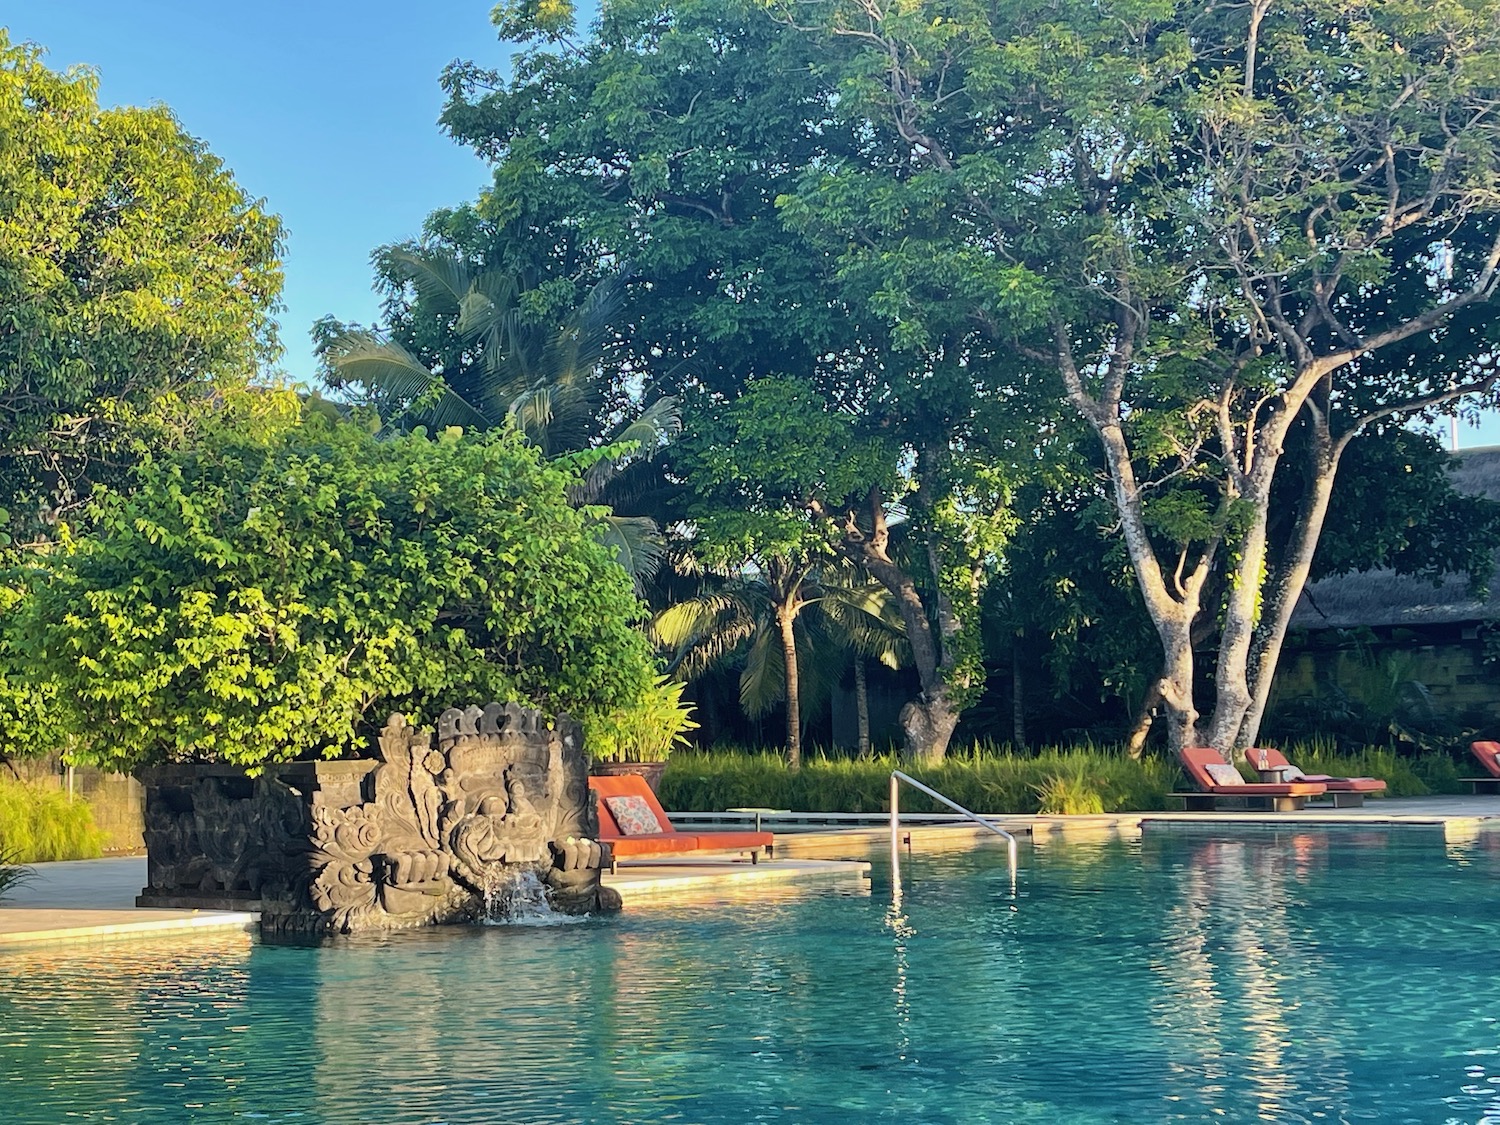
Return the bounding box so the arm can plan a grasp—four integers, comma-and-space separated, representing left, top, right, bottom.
1289, 447, 1500, 631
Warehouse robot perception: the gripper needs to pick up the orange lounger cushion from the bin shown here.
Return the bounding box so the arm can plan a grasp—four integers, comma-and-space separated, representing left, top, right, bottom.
1178, 746, 1328, 797
608, 833, 706, 857
586, 774, 773, 855
1254, 747, 1387, 794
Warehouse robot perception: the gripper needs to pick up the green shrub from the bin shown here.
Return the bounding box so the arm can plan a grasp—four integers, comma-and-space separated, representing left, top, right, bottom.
0, 778, 103, 862
585, 676, 699, 763
1035, 767, 1107, 815
9, 392, 658, 772
659, 745, 1178, 814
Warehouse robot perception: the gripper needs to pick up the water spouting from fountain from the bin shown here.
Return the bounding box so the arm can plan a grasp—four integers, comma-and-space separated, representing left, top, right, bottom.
482, 869, 587, 926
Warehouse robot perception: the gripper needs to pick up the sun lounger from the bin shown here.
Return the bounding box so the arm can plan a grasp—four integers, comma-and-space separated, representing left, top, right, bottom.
1172, 746, 1327, 812
1250, 747, 1385, 808
587, 774, 774, 868
1463, 741, 1500, 794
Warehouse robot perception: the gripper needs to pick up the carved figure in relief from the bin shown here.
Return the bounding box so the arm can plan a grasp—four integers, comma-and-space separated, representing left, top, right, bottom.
285, 704, 611, 932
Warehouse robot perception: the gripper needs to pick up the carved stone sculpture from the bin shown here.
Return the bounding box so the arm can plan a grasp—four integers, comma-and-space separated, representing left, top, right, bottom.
138, 703, 618, 933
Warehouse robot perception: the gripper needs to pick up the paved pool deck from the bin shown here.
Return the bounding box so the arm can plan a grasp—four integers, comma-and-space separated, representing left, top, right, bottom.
0, 853, 873, 950
4, 795, 1495, 950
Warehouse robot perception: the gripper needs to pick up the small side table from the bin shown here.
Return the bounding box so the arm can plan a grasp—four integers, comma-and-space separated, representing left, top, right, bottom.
727, 807, 790, 833
1256, 766, 1290, 783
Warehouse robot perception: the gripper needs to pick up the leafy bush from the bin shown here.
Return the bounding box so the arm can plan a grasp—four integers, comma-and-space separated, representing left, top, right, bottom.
8, 392, 659, 771
0, 778, 103, 862
585, 676, 699, 763
658, 745, 1179, 814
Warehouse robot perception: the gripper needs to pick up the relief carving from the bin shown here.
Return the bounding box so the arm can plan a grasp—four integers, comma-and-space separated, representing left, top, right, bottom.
139, 703, 616, 934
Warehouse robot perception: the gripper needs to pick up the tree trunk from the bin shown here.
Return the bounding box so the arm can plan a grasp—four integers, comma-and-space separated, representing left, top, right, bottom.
778, 608, 801, 769
1011, 639, 1027, 752
1124, 677, 1163, 760
899, 687, 962, 763
1204, 498, 1273, 753
1237, 424, 1342, 750
853, 656, 871, 758
821, 488, 964, 761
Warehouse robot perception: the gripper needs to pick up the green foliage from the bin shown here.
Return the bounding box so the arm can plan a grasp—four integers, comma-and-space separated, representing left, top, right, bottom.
775, 0, 1500, 748
658, 746, 1179, 814
1033, 764, 1107, 816
1309, 431, 1500, 586
0, 779, 103, 863
1270, 741, 1465, 798
584, 676, 699, 763
1265, 650, 1471, 755
430, 0, 1027, 755
10, 389, 659, 771
0, 32, 284, 534
0, 849, 32, 903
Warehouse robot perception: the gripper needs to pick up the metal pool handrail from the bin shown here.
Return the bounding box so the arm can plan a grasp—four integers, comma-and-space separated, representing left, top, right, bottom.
889, 769, 1019, 890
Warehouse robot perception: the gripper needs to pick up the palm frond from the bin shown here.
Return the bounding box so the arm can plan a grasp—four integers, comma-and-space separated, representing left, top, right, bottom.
325, 331, 492, 430
579, 396, 683, 499
652, 590, 758, 680
739, 622, 786, 718
596, 514, 667, 591
386, 247, 473, 316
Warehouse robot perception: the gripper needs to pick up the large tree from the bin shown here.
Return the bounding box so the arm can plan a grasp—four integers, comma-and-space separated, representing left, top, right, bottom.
366, 0, 1030, 759
0, 33, 284, 537
776, 0, 1500, 755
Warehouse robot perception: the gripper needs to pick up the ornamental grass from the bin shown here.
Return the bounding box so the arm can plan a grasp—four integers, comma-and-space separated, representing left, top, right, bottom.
659, 741, 1467, 813
0, 777, 104, 863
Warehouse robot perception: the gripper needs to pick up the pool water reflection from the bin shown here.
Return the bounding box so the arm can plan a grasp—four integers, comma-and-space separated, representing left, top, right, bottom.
4, 828, 1500, 1123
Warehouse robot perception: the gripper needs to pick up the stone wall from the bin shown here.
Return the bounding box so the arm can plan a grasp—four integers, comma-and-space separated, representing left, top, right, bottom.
1272, 639, 1500, 731
138, 703, 617, 934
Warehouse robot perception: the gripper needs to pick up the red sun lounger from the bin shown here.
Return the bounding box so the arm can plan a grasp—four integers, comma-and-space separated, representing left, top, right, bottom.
587, 774, 773, 867
1173, 746, 1327, 812
1464, 741, 1500, 794
1250, 746, 1385, 808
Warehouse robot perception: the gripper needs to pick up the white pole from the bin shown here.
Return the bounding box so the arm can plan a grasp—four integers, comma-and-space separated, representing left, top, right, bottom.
889, 772, 901, 897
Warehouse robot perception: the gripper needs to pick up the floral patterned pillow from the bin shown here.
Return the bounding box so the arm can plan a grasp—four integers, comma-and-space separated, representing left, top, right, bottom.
1203, 762, 1242, 787
605, 795, 663, 836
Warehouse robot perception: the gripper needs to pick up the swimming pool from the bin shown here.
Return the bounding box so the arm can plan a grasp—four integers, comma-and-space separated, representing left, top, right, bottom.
3, 828, 1500, 1123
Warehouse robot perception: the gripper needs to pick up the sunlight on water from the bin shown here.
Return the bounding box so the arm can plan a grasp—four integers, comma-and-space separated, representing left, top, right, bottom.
4, 829, 1500, 1123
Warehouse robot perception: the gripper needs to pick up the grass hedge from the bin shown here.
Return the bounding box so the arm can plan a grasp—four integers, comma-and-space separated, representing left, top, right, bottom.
0, 778, 104, 862
658, 743, 1468, 814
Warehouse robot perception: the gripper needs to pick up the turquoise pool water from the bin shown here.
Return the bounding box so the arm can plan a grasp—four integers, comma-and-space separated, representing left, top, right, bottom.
4, 828, 1500, 1123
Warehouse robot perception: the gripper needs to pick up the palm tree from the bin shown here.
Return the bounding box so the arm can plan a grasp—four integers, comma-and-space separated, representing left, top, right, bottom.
651, 557, 905, 767
320, 248, 679, 587
817, 567, 909, 757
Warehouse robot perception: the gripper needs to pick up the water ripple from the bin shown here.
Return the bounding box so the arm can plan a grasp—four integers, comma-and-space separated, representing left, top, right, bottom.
4, 831, 1500, 1123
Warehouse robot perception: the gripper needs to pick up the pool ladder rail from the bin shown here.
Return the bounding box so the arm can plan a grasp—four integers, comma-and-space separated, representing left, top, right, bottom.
888, 769, 1020, 892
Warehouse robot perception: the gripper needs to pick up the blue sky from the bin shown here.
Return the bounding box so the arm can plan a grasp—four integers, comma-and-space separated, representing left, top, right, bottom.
8, 1, 507, 385
9, 2, 1500, 446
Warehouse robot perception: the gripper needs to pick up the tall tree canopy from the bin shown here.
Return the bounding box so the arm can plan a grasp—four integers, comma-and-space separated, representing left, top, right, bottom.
0, 32, 284, 538
776, 0, 1500, 755
332, 0, 1032, 759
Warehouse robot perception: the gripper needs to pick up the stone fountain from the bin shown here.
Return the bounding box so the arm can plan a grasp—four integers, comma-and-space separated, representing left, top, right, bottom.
137, 703, 619, 933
